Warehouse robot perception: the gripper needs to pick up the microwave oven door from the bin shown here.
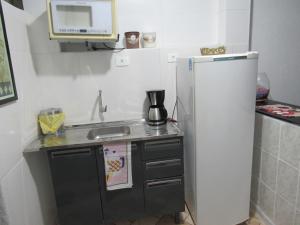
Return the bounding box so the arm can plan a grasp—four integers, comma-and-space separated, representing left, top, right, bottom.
50, 0, 113, 35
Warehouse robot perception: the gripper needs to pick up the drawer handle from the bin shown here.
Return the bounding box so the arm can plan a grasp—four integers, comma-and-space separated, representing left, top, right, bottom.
147, 178, 182, 188
145, 139, 181, 149
146, 159, 181, 168
132, 144, 137, 151
51, 149, 91, 158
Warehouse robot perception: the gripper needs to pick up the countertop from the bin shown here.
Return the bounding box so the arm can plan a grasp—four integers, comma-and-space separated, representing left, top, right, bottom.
256, 100, 300, 126
24, 119, 183, 153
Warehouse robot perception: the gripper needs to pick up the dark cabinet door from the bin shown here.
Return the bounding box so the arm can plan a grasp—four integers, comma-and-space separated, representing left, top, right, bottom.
48, 148, 103, 225
145, 176, 185, 214
97, 143, 145, 223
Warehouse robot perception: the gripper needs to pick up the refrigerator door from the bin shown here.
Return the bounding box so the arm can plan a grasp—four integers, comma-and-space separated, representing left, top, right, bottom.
194, 56, 258, 225
176, 58, 197, 222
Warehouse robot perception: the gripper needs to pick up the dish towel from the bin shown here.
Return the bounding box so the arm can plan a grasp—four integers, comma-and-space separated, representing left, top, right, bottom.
103, 142, 132, 191
0, 186, 9, 225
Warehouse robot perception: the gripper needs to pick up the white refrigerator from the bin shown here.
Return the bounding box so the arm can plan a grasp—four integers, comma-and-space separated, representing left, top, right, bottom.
176, 52, 258, 225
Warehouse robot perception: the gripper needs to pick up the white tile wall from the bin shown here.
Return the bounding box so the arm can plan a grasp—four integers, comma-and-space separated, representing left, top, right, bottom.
34, 49, 163, 124
0, 160, 26, 225
258, 115, 281, 157
259, 181, 275, 220
275, 196, 295, 225
0, 1, 253, 225
0, 2, 56, 225
19, 0, 253, 127
280, 123, 300, 169
218, 0, 251, 53
25, 0, 220, 49
23, 0, 253, 51
261, 151, 277, 190
0, 101, 22, 179
252, 147, 262, 177
22, 0, 223, 125
251, 113, 300, 225
277, 161, 298, 204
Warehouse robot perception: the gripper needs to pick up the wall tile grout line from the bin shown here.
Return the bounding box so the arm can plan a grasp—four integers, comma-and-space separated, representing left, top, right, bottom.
260, 180, 276, 196
259, 147, 278, 161
276, 158, 300, 173
293, 162, 300, 225
273, 122, 280, 224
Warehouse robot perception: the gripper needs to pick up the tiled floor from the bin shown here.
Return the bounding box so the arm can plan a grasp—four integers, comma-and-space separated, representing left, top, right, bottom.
244, 217, 264, 225
108, 206, 194, 225
107, 206, 263, 225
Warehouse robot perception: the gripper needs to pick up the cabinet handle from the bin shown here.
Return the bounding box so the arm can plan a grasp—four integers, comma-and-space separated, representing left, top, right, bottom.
132, 144, 137, 151
145, 139, 181, 151
51, 149, 91, 159
146, 178, 182, 188
146, 159, 181, 169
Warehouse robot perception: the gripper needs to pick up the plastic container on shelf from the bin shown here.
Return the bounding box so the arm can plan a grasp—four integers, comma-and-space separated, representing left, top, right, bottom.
256, 72, 270, 102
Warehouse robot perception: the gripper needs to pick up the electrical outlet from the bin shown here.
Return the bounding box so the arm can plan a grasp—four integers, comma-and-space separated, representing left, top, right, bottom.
116, 55, 130, 67
168, 53, 178, 63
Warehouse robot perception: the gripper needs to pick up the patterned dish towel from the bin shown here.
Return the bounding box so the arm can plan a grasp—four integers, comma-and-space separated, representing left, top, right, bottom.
103, 142, 132, 191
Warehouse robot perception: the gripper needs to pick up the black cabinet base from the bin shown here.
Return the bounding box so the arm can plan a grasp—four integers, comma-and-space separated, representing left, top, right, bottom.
47, 137, 185, 225
174, 212, 181, 224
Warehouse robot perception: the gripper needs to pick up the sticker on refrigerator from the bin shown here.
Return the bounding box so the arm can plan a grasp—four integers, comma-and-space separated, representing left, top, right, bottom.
189, 58, 193, 71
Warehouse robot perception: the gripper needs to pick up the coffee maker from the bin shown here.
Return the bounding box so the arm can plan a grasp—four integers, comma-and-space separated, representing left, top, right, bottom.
146, 90, 168, 126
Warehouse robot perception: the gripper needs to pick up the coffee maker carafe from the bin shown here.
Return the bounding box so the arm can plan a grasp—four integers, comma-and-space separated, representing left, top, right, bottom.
146, 90, 168, 126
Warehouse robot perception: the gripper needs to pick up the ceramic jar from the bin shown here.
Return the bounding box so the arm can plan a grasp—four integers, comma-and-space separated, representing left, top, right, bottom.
142, 32, 156, 48
125, 32, 140, 49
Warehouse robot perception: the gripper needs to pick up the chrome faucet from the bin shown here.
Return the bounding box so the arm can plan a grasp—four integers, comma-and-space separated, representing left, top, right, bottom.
99, 90, 107, 113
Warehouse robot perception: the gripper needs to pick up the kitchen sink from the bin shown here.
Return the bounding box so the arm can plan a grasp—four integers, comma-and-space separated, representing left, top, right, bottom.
87, 126, 131, 140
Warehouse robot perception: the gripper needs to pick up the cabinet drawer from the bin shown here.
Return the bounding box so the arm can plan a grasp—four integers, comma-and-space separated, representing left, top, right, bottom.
145, 158, 183, 179
145, 177, 185, 214
143, 138, 182, 160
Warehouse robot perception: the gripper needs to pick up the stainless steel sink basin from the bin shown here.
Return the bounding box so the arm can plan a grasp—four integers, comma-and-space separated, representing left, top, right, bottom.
87, 126, 130, 140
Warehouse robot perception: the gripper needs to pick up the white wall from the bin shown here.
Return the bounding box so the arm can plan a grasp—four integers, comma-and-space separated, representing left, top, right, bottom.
0, 2, 56, 225
218, 0, 252, 53
251, 0, 300, 106
22, 0, 222, 125
23, 0, 220, 48
0, 1, 253, 225
21, 0, 253, 125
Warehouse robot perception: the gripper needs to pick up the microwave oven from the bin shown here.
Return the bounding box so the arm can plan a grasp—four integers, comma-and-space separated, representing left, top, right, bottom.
47, 0, 118, 41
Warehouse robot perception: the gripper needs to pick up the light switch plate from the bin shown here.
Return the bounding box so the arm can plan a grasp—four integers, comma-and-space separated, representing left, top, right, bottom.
116, 55, 130, 67
168, 53, 178, 63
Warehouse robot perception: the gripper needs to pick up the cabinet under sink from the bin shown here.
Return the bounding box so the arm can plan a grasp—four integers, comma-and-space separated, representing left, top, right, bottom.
47, 137, 184, 225
48, 148, 102, 225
